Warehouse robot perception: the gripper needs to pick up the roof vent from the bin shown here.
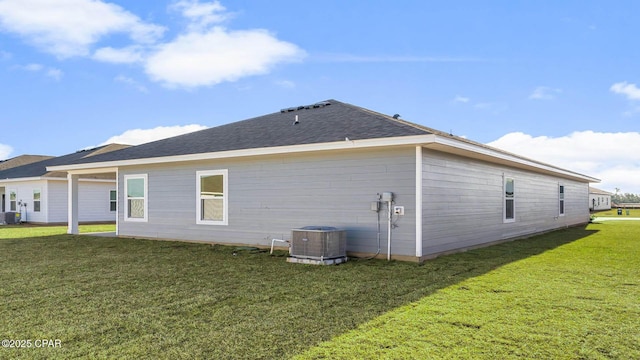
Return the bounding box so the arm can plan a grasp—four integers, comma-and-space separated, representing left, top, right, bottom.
280, 101, 331, 113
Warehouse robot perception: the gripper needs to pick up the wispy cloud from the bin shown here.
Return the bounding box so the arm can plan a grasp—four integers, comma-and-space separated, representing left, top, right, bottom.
13, 63, 63, 80
46, 68, 63, 81
488, 131, 640, 194
114, 75, 148, 93
452, 95, 470, 103
0, 50, 11, 60
274, 80, 295, 89
313, 53, 488, 63
93, 46, 143, 64
529, 86, 562, 100
610, 81, 640, 101
0, 143, 13, 160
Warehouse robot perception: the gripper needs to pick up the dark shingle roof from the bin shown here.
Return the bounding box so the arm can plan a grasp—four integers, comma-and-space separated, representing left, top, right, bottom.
0, 144, 129, 179
63, 100, 431, 165
0, 155, 54, 171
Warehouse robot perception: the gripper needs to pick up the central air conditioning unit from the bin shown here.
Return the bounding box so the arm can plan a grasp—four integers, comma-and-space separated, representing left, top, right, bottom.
289, 226, 347, 265
3, 212, 20, 224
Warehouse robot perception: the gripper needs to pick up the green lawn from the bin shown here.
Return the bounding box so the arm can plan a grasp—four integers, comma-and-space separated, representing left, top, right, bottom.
592, 208, 640, 217
1, 222, 638, 359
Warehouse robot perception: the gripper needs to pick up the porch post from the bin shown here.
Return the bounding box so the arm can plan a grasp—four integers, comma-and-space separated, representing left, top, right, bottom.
68, 173, 79, 234
415, 146, 423, 259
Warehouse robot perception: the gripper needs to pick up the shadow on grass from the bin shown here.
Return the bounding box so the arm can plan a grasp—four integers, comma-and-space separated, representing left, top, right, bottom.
0, 225, 598, 359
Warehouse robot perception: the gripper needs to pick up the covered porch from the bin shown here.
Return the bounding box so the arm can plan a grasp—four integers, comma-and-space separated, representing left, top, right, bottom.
66, 168, 118, 234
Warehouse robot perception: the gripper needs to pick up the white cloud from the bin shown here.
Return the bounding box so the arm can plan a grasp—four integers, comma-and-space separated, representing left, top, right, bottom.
275, 79, 295, 88
13, 63, 62, 80
529, 86, 562, 100
101, 124, 208, 145
93, 46, 143, 64
144, 27, 305, 88
0, 49, 12, 60
19, 63, 43, 71
114, 75, 148, 93
0, 1, 304, 89
488, 131, 640, 194
46, 68, 63, 80
171, 0, 230, 31
0, 0, 165, 58
0, 143, 13, 160
610, 81, 640, 101
313, 53, 487, 63
453, 95, 469, 103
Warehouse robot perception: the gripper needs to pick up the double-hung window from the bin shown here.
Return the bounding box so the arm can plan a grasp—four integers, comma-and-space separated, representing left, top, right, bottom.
559, 185, 565, 216
504, 177, 515, 222
109, 190, 117, 212
196, 170, 228, 225
33, 189, 41, 212
124, 174, 147, 222
9, 190, 16, 211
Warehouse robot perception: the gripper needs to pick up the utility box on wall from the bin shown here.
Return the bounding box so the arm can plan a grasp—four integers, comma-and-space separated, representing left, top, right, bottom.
290, 226, 346, 263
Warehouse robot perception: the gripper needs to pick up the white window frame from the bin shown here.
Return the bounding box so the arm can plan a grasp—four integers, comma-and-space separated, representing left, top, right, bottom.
124, 174, 148, 222
558, 184, 565, 216
109, 190, 117, 212
504, 177, 515, 223
196, 169, 228, 226
9, 189, 17, 212
33, 189, 41, 212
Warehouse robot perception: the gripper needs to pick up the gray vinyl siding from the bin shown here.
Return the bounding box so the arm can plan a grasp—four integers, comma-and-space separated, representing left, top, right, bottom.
421, 150, 590, 256
48, 180, 116, 223
117, 147, 418, 257
47, 181, 67, 223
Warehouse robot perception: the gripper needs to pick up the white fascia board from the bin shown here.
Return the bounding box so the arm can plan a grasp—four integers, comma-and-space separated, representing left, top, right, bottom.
0, 176, 115, 184
426, 136, 600, 183
46, 135, 437, 172
46, 133, 598, 183
0, 177, 44, 184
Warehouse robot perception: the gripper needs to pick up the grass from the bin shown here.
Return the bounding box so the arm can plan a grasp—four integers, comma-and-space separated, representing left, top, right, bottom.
592, 208, 640, 217
0, 224, 116, 239
1, 222, 638, 359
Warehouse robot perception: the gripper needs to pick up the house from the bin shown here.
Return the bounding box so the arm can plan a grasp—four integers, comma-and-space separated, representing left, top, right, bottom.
0, 154, 54, 171
0, 144, 128, 224
589, 187, 612, 211
48, 100, 598, 262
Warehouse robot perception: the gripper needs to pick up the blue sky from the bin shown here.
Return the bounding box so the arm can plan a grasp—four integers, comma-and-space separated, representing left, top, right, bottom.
0, 0, 639, 193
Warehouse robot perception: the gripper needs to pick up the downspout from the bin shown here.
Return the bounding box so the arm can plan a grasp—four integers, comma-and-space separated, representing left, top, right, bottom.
387, 198, 392, 261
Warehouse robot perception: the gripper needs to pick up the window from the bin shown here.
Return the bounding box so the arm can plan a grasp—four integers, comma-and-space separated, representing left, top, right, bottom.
559, 185, 565, 216
33, 189, 41, 212
196, 170, 228, 225
109, 190, 117, 212
9, 190, 16, 211
504, 177, 515, 222
124, 174, 147, 222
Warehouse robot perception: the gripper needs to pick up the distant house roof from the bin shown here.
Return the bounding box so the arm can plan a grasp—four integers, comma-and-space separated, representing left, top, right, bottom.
0, 144, 129, 181
589, 187, 613, 195
0, 155, 54, 171
48, 100, 599, 183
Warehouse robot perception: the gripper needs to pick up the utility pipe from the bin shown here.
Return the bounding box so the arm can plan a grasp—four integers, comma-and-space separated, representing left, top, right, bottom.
387, 199, 392, 261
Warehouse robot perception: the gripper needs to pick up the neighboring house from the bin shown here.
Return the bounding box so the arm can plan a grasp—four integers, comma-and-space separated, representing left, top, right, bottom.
49, 100, 599, 262
0, 144, 128, 223
589, 187, 612, 211
0, 154, 54, 171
